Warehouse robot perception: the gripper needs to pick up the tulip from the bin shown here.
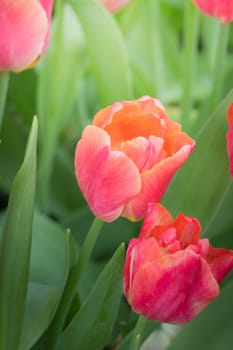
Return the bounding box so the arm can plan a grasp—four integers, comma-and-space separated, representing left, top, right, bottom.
75, 96, 195, 222
192, 0, 233, 23
123, 203, 233, 324
226, 103, 233, 178
0, 0, 54, 71
100, 0, 131, 13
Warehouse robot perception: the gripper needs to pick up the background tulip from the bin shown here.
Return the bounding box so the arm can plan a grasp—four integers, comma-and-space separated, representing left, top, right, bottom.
75, 96, 195, 222
192, 0, 233, 23
226, 103, 233, 177
0, 0, 54, 71
100, 0, 131, 13
123, 203, 233, 324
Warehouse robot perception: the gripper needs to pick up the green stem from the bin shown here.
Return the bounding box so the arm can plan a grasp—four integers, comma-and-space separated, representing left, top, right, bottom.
181, 2, 199, 131
208, 23, 230, 115
0, 72, 10, 133
129, 315, 148, 350
42, 217, 104, 350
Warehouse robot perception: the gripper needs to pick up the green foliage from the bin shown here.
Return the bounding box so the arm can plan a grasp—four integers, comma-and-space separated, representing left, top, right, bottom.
167, 282, 233, 350
163, 89, 233, 232
0, 0, 233, 349
69, 0, 133, 106
0, 117, 37, 350
57, 244, 125, 350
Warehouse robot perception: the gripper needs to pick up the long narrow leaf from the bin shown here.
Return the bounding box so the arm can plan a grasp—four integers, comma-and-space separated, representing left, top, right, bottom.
57, 244, 125, 350
24, 214, 78, 350
0, 116, 38, 350
70, 0, 133, 105
167, 282, 233, 350
163, 89, 233, 233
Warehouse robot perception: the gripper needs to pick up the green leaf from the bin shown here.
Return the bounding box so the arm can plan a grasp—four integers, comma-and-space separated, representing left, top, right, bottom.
57, 244, 125, 350
205, 183, 233, 240
19, 283, 61, 350
0, 116, 38, 350
0, 113, 28, 193
20, 212, 78, 350
167, 282, 233, 350
69, 0, 133, 105
8, 70, 37, 126
0, 71, 10, 131
37, 3, 84, 211
163, 89, 233, 233
37, 3, 84, 136
29, 212, 77, 286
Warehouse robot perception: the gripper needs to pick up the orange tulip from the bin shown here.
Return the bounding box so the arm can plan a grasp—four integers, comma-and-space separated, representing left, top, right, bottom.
75, 96, 195, 222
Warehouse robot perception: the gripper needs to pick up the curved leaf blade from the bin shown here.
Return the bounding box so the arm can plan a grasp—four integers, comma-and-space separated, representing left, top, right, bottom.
163, 89, 233, 233
70, 0, 133, 105
57, 244, 125, 350
0, 116, 38, 350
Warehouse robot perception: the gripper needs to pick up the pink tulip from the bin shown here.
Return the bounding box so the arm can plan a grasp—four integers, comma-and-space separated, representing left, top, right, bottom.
0, 0, 54, 72
75, 96, 195, 222
100, 0, 131, 13
123, 203, 233, 324
226, 103, 233, 177
192, 0, 233, 23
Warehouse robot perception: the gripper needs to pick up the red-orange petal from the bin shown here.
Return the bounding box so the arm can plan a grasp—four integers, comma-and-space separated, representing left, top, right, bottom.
206, 245, 233, 283
139, 203, 174, 239
128, 245, 219, 324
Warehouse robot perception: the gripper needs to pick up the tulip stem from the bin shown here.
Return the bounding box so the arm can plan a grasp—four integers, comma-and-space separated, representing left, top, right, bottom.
181, 1, 199, 132
0, 72, 10, 133
129, 315, 148, 350
208, 23, 230, 115
41, 217, 104, 350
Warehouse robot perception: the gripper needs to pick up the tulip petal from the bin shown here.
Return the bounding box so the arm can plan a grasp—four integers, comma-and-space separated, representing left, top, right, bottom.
101, 0, 131, 13
104, 111, 167, 148
75, 125, 141, 222
130, 244, 219, 324
121, 136, 166, 172
139, 203, 174, 239
174, 213, 201, 248
207, 245, 233, 283
123, 238, 162, 302
39, 0, 54, 54
0, 0, 48, 71
123, 144, 194, 220
192, 0, 233, 23
94, 97, 179, 148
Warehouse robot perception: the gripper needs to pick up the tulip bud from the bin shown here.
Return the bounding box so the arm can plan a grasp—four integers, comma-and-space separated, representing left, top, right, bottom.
100, 0, 131, 13
123, 203, 233, 324
0, 0, 54, 72
192, 0, 233, 23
